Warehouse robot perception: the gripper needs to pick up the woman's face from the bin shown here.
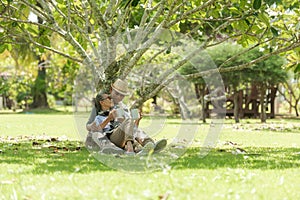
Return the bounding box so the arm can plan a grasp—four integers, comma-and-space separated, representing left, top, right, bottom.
99, 94, 113, 110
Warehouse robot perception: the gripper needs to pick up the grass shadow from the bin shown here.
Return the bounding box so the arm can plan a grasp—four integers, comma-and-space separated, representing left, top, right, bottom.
0, 107, 72, 115
171, 147, 300, 170
0, 141, 114, 173
1, 141, 300, 174
20, 108, 72, 114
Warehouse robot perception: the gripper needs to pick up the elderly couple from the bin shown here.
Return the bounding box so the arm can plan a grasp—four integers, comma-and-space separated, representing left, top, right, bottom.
85, 79, 167, 155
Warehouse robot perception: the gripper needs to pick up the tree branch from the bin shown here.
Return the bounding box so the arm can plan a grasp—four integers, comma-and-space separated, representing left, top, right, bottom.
218, 37, 273, 69
167, 0, 216, 28
87, 0, 110, 35
19, 0, 52, 22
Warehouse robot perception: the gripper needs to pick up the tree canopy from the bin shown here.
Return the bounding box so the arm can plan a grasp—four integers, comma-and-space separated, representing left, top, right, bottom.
0, 0, 299, 107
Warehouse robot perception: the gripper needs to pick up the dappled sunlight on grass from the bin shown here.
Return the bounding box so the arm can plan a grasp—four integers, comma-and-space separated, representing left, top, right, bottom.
0, 140, 112, 174
172, 147, 300, 170
2, 140, 300, 199
1, 139, 300, 173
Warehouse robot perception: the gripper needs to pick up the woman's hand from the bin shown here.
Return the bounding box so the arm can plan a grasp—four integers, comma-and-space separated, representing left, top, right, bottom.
108, 109, 117, 121
86, 121, 102, 132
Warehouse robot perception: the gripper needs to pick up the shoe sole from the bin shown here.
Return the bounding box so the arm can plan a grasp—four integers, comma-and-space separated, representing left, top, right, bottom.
154, 139, 167, 153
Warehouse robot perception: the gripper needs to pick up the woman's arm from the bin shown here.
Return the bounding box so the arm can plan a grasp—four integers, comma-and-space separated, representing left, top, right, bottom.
87, 110, 116, 132
86, 120, 102, 132
98, 113, 114, 129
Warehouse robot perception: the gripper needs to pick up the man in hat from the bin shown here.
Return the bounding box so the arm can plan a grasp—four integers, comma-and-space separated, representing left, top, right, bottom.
109, 79, 167, 153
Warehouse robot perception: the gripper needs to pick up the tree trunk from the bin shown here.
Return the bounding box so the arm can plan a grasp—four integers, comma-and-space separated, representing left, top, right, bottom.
260, 86, 267, 123
195, 84, 206, 123
201, 94, 206, 123
294, 99, 299, 117
233, 90, 240, 123
30, 2, 49, 109
270, 86, 277, 118
30, 59, 49, 108
289, 91, 292, 114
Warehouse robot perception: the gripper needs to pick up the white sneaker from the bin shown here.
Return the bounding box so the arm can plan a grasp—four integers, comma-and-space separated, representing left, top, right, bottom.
154, 139, 167, 153
101, 147, 124, 155
137, 142, 155, 156
124, 151, 136, 156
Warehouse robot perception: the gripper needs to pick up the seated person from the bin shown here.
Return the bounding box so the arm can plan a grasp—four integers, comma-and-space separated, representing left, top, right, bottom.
87, 79, 167, 154
109, 79, 167, 152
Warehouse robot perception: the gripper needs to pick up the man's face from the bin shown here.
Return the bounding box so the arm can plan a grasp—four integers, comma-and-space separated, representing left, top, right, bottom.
110, 89, 125, 104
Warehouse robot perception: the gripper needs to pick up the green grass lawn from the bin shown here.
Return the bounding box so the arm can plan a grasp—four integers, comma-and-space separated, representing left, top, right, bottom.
1, 113, 300, 199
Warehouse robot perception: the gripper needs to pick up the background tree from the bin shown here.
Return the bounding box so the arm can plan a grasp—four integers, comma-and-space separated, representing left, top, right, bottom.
246, 51, 286, 122
277, 48, 300, 116
278, 72, 300, 116
0, 38, 38, 109
181, 42, 287, 122
206, 43, 246, 123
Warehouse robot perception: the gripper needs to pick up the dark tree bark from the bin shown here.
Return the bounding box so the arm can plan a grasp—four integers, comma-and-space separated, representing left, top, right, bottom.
260, 85, 267, 123
293, 100, 299, 117
269, 86, 277, 118
30, 2, 49, 109
30, 59, 49, 108
195, 83, 206, 123
233, 90, 240, 123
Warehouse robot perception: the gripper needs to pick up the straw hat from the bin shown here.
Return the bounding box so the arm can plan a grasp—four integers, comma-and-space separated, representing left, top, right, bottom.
111, 79, 130, 95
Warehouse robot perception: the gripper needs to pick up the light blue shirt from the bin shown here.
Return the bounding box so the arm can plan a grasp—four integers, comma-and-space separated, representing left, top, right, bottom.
94, 115, 113, 133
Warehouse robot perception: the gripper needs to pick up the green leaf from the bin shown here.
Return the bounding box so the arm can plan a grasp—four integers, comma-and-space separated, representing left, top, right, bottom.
294, 63, 300, 73
270, 27, 279, 37
39, 36, 51, 47
254, 26, 265, 35
239, 20, 249, 31
295, 22, 300, 31
229, 7, 242, 15
0, 44, 7, 53
55, 0, 64, 4
238, 35, 249, 47
240, 0, 247, 9
265, 0, 280, 6
7, 44, 12, 51
12, 21, 18, 27
231, 20, 248, 31
27, 27, 38, 35
44, 37, 51, 47
258, 12, 270, 27
38, 47, 45, 53
253, 0, 262, 10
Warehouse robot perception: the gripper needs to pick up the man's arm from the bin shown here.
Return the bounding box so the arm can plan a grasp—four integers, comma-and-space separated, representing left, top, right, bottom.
134, 110, 143, 127
86, 107, 98, 131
